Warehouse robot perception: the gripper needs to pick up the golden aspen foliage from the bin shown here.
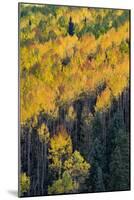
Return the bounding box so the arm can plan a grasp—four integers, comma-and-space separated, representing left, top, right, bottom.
99, 22, 129, 50
66, 105, 76, 121
106, 57, 129, 98
95, 87, 112, 112
49, 128, 73, 172
37, 123, 50, 143
49, 128, 72, 155
20, 5, 130, 124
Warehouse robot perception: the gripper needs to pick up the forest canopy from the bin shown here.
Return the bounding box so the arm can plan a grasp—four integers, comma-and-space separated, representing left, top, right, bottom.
20, 5, 129, 123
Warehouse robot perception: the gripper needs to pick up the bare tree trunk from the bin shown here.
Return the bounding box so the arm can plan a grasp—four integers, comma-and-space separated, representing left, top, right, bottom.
27, 129, 31, 196
41, 143, 44, 195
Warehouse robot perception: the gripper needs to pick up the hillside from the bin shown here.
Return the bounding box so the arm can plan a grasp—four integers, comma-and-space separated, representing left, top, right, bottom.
19, 4, 130, 197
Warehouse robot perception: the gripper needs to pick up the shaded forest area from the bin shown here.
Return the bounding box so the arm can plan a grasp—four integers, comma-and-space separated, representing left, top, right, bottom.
19, 4, 130, 197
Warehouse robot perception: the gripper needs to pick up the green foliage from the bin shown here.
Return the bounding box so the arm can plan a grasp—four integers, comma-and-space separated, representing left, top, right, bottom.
120, 40, 129, 54
62, 171, 74, 191
48, 171, 75, 194
88, 161, 105, 192
48, 179, 64, 194
108, 129, 130, 191
20, 173, 30, 194
64, 151, 90, 184
78, 10, 129, 39
95, 164, 105, 192
38, 19, 47, 32
109, 146, 123, 190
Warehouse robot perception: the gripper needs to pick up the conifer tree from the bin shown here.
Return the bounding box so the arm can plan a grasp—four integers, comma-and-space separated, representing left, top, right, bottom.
68, 17, 74, 36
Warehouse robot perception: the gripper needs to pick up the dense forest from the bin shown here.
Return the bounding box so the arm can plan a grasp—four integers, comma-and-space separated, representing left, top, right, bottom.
19, 4, 130, 197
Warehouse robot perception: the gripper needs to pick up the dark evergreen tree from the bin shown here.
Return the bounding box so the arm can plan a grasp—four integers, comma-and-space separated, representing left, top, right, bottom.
108, 129, 130, 191
108, 146, 123, 190
91, 113, 103, 140
94, 162, 105, 192
29, 19, 32, 26
87, 136, 105, 192
87, 160, 105, 192
68, 17, 74, 36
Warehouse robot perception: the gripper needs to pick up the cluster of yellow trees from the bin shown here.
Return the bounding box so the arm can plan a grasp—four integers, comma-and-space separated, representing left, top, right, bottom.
20, 20, 129, 122
48, 127, 90, 194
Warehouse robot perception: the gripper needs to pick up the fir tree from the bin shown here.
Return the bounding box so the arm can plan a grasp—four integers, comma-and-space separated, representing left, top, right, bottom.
68, 17, 74, 36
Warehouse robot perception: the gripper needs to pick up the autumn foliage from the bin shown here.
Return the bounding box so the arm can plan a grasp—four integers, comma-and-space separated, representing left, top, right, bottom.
19, 4, 130, 197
